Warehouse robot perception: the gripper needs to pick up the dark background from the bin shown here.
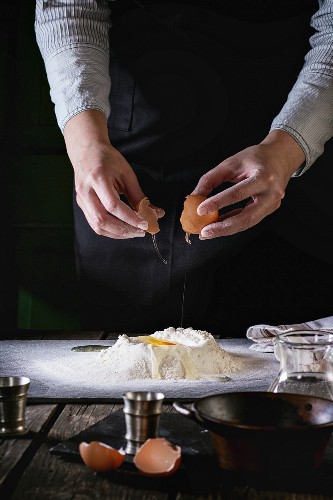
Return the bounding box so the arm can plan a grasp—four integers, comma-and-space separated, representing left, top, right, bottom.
2, 0, 333, 336
2, 0, 79, 333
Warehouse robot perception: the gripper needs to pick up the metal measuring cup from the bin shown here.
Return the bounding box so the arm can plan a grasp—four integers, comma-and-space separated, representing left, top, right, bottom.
0, 376, 30, 436
122, 391, 164, 454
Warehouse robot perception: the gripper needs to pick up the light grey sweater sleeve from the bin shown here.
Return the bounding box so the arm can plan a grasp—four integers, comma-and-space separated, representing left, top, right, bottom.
35, 0, 112, 133
271, 0, 333, 174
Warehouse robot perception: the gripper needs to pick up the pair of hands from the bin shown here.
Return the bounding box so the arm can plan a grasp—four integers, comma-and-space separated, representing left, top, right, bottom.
64, 111, 305, 240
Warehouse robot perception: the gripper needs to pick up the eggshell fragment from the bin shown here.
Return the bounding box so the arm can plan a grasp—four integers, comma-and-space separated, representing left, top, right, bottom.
180, 195, 219, 236
79, 441, 126, 472
134, 438, 181, 477
137, 197, 160, 235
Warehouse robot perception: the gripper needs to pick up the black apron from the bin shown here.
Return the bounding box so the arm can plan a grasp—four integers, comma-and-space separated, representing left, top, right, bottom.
74, 0, 333, 335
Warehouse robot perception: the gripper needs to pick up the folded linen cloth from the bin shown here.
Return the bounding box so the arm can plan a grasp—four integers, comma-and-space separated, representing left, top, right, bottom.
246, 315, 333, 352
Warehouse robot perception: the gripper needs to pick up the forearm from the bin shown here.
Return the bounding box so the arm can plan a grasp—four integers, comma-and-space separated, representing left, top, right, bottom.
64, 110, 112, 164
260, 130, 306, 181
35, 0, 111, 132
271, 72, 333, 175
271, 0, 333, 173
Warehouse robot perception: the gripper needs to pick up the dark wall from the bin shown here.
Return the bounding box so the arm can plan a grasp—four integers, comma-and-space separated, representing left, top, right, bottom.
2, 0, 333, 335
3, 1, 80, 333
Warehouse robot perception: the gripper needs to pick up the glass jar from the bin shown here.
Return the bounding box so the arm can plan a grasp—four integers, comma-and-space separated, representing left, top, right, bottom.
268, 331, 333, 400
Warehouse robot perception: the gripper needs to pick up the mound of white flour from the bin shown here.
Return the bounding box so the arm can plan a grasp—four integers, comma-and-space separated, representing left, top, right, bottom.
99, 327, 242, 380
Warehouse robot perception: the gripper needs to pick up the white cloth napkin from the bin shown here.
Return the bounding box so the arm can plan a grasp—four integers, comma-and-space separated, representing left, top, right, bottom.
246, 315, 333, 352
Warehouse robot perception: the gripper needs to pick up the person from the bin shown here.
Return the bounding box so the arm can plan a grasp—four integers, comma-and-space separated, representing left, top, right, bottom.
35, 0, 333, 335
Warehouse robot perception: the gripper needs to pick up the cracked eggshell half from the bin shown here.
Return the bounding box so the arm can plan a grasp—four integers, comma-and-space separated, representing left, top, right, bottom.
79, 441, 126, 472
180, 195, 219, 235
137, 197, 160, 235
133, 437, 182, 477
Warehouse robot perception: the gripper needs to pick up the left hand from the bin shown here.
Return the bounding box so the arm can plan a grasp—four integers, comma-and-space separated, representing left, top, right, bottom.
192, 130, 306, 238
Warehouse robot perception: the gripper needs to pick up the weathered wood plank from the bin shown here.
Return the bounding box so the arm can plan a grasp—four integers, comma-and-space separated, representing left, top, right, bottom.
48, 404, 175, 442
26, 404, 59, 434
0, 405, 58, 488
0, 440, 31, 488
48, 404, 122, 441
176, 488, 333, 499
12, 442, 169, 500
235, 488, 333, 499
3, 403, 332, 500
13, 442, 332, 500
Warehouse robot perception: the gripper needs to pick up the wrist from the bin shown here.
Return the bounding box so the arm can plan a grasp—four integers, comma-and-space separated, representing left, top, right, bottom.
64, 109, 111, 152
260, 129, 305, 178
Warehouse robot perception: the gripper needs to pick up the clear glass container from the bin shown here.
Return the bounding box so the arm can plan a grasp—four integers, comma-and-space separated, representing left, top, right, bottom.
268, 331, 333, 400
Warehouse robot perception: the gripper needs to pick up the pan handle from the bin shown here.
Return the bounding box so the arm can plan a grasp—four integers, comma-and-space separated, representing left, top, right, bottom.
172, 401, 204, 424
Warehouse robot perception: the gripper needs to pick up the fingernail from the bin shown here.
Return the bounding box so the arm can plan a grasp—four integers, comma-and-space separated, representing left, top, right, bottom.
198, 206, 208, 216
201, 229, 211, 238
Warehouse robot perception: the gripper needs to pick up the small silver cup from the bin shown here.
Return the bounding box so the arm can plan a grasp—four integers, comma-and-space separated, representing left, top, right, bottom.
123, 391, 164, 454
0, 376, 30, 436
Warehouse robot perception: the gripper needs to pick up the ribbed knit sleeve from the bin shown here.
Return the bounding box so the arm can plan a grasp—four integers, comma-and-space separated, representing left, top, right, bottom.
271, 0, 333, 174
35, 0, 112, 133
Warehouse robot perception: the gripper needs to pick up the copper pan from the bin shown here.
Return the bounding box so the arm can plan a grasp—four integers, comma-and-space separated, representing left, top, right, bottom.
173, 392, 333, 476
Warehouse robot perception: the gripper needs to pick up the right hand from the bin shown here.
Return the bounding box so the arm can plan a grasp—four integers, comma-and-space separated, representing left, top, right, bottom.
192, 130, 305, 238
64, 110, 164, 239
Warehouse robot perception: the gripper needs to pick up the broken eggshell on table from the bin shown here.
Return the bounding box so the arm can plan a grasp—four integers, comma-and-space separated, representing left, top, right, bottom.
79, 437, 181, 477
79, 441, 126, 472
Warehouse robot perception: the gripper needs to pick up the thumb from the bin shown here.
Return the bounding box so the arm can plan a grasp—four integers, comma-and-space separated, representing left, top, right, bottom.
122, 173, 147, 211
123, 174, 165, 217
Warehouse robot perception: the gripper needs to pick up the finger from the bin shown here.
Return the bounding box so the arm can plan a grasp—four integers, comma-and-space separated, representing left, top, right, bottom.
191, 159, 235, 197
77, 192, 146, 238
197, 177, 257, 216
121, 174, 149, 213
112, 164, 165, 219
200, 197, 272, 238
198, 208, 244, 239
96, 184, 148, 230
85, 210, 146, 239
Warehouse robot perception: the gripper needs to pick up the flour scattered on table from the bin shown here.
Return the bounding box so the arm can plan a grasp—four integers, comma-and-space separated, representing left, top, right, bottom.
98, 327, 242, 381
20, 335, 277, 397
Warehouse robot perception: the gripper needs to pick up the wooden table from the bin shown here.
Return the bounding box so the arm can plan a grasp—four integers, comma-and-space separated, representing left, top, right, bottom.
1, 331, 333, 500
